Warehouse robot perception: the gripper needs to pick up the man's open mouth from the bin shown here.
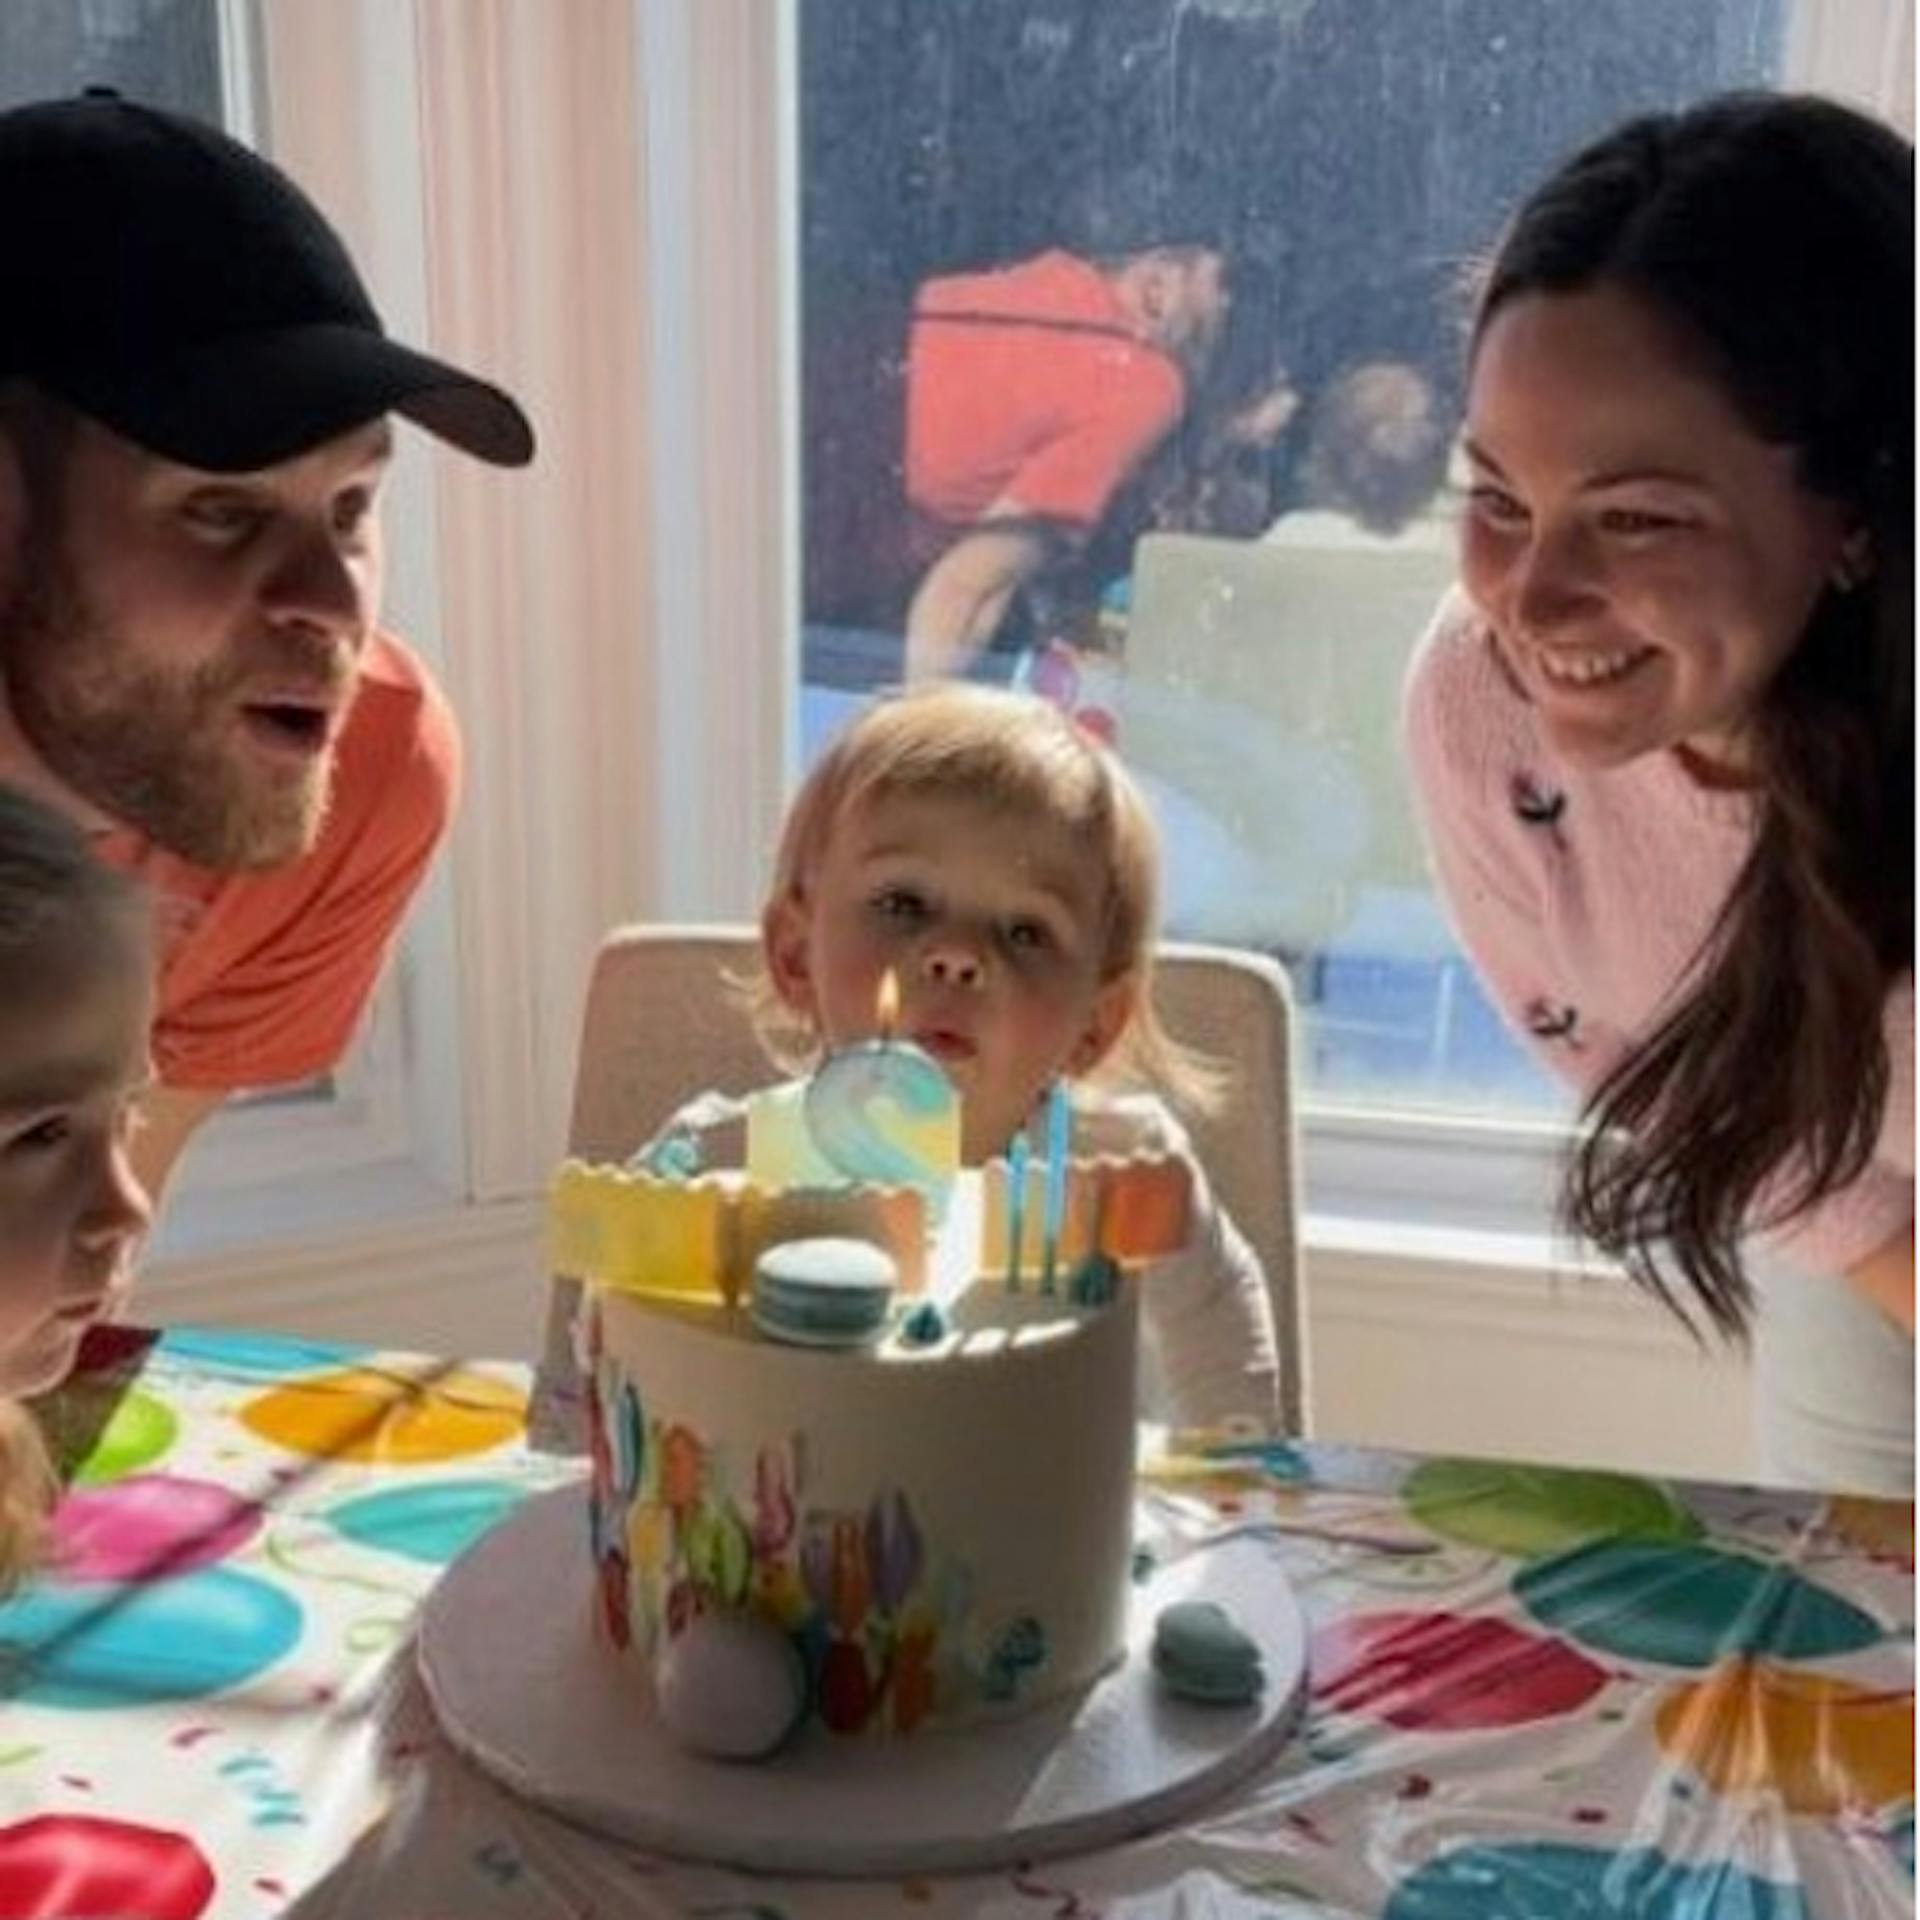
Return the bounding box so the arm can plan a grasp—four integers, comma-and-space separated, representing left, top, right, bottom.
241, 700, 334, 752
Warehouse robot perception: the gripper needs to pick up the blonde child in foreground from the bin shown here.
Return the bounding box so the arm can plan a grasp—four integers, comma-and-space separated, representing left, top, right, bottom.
0, 785, 155, 1589
750, 683, 1281, 1428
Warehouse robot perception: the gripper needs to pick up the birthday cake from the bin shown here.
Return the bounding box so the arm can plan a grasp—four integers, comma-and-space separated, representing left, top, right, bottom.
550, 1104, 1190, 1745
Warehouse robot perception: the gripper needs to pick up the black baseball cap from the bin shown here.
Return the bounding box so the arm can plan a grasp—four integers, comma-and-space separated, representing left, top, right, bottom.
0, 91, 534, 470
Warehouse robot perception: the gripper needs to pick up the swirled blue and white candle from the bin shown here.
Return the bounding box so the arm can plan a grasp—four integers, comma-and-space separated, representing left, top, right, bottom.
801, 1032, 960, 1217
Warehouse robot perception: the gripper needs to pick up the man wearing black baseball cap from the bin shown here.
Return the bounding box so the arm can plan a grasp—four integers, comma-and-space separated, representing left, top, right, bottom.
0, 92, 535, 1213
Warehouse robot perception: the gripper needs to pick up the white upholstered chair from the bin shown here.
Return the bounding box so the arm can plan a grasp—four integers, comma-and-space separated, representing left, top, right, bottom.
560, 923, 1309, 1433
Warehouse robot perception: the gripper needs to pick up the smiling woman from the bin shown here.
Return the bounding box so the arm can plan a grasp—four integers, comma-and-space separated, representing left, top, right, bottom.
1457, 285, 1853, 774
1404, 92, 1914, 1494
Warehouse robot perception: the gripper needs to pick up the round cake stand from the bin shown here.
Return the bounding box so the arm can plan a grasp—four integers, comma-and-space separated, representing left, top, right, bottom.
417, 1483, 1308, 1877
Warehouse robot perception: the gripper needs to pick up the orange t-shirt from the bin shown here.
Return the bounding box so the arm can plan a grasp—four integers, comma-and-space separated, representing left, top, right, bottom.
905, 250, 1187, 532
93, 630, 460, 1093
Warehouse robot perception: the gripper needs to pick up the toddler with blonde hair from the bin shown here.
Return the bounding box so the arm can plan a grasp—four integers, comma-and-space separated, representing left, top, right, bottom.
754, 684, 1280, 1425
537, 686, 1283, 1441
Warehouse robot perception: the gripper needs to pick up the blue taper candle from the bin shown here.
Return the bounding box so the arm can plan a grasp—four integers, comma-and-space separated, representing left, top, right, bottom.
1005, 1125, 1029, 1290
1040, 1079, 1071, 1294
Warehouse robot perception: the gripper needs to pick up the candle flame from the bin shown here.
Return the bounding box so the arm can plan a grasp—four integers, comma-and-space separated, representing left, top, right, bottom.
876, 969, 900, 1041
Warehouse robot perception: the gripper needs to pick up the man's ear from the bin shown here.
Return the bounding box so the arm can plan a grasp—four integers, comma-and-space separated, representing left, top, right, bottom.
761, 889, 817, 1016
1068, 972, 1137, 1077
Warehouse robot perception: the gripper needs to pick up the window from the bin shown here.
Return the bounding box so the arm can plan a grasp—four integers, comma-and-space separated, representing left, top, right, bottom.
0, 0, 226, 117
796, 0, 1796, 1141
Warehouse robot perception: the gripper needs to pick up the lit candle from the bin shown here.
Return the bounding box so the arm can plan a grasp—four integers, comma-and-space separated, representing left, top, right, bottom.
1039, 1079, 1071, 1294
801, 970, 960, 1214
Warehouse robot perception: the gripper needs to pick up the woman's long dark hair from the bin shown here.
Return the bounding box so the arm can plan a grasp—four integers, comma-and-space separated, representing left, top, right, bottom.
1475, 94, 1914, 1338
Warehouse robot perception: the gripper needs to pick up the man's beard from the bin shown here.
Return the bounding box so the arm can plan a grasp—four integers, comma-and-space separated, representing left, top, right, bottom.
2, 547, 351, 871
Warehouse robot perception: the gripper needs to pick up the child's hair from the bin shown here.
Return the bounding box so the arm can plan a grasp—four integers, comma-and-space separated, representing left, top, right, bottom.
0, 788, 144, 1595
0, 1402, 56, 1596
751, 683, 1219, 1108
0, 782, 147, 985
1296, 358, 1452, 535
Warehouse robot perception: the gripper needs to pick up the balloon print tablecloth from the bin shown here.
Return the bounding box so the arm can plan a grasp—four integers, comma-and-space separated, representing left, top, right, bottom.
0, 1325, 1910, 1918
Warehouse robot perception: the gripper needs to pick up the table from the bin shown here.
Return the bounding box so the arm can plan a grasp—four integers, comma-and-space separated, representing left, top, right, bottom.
1, 1324, 1911, 1918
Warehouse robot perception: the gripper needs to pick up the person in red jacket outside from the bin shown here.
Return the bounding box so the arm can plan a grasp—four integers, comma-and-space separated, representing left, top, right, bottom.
902, 243, 1229, 680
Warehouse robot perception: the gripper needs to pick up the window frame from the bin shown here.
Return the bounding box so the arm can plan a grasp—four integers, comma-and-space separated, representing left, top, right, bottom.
153, 0, 470, 1258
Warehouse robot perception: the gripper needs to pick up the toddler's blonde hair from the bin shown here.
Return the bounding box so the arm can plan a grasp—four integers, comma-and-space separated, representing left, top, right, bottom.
751, 683, 1219, 1109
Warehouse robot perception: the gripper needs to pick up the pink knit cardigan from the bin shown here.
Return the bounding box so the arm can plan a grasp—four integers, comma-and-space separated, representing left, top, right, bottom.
1403, 588, 1914, 1278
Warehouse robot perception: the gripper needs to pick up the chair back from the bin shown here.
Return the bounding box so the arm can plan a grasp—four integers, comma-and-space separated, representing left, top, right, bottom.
1151, 940, 1308, 1433
565, 924, 1307, 1431
567, 925, 771, 1162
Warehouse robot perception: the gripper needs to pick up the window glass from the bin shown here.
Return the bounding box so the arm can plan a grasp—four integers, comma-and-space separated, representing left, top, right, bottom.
797, 0, 1784, 1120
0, 0, 222, 114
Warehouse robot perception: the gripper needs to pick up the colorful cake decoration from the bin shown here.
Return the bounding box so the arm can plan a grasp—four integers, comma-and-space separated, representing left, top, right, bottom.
979, 1148, 1189, 1276
1152, 1600, 1265, 1706
549, 1163, 929, 1303
746, 970, 962, 1218
801, 971, 961, 1214
898, 1299, 948, 1346
554, 997, 1193, 1750
1040, 1078, 1071, 1293
751, 1237, 899, 1349
552, 1099, 1190, 1315
1005, 1123, 1031, 1290
654, 1612, 807, 1760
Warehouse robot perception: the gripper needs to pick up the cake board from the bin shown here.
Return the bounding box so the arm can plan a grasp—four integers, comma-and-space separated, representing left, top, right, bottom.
417, 1482, 1309, 1877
